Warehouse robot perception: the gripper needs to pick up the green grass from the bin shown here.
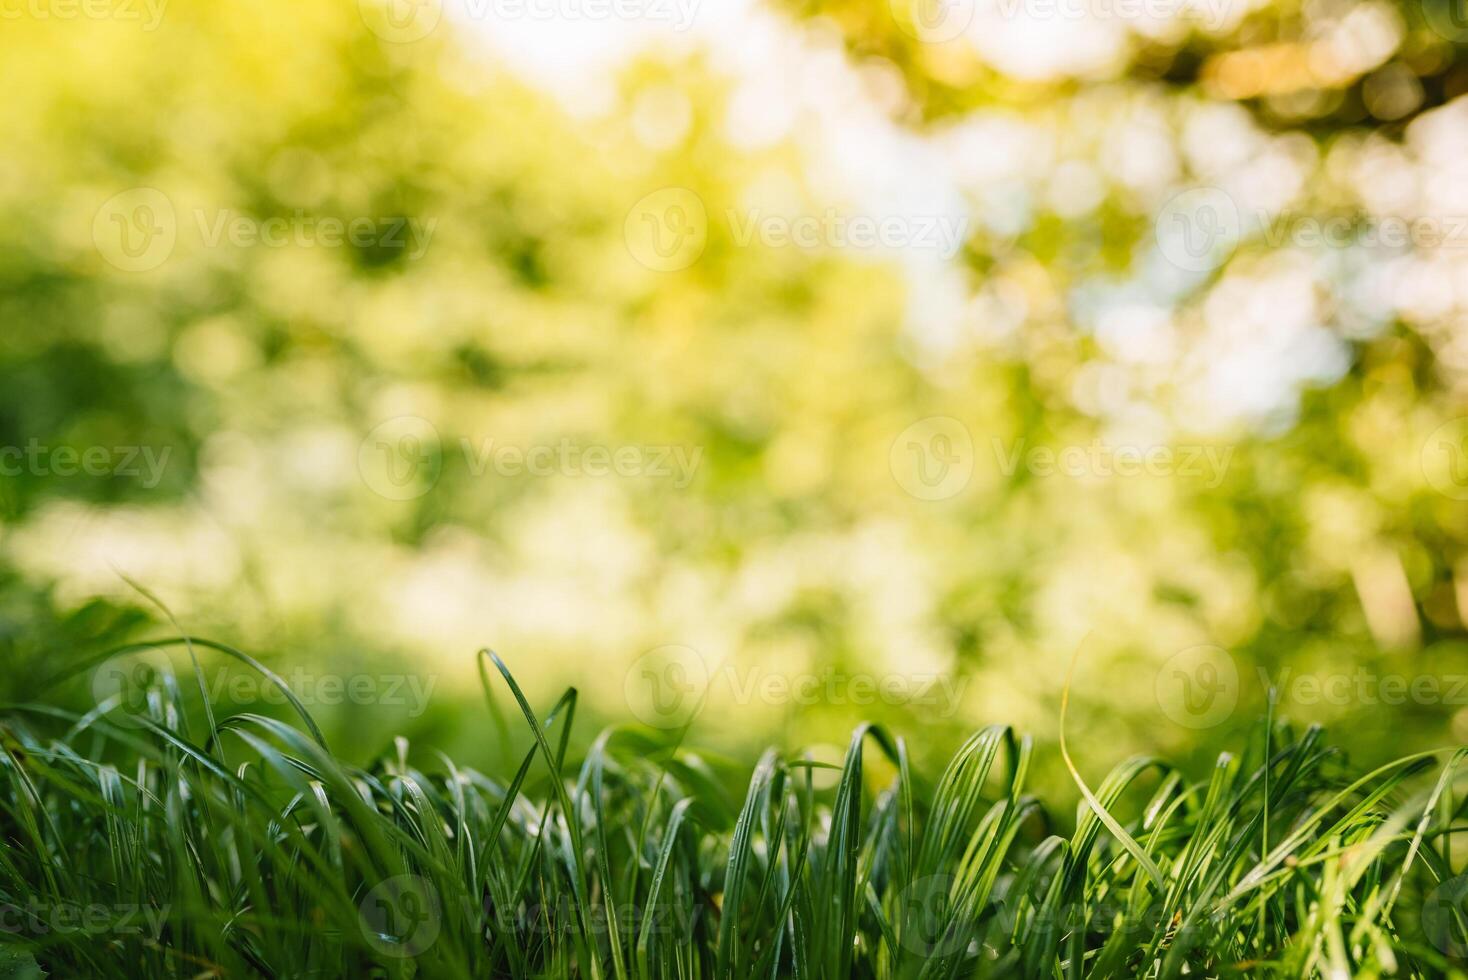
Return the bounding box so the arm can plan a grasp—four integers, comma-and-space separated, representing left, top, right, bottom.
1, 637, 1467, 978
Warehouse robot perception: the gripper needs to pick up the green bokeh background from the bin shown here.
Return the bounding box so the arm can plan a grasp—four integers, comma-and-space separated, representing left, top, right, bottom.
3, 0, 1468, 802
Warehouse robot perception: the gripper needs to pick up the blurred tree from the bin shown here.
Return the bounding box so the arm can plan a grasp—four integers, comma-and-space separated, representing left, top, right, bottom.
0, 0, 1463, 788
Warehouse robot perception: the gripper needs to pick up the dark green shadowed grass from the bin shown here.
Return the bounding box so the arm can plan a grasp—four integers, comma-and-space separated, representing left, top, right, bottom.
0, 638, 1467, 978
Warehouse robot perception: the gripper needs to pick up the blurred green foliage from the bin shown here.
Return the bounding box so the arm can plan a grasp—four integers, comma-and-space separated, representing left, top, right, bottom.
1, 0, 1466, 798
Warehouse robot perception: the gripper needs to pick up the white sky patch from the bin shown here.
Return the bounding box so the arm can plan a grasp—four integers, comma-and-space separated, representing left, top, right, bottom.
964, 0, 1131, 81
444, 0, 749, 112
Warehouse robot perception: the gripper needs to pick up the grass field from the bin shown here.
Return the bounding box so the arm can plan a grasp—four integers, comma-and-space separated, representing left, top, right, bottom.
1, 638, 1466, 978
